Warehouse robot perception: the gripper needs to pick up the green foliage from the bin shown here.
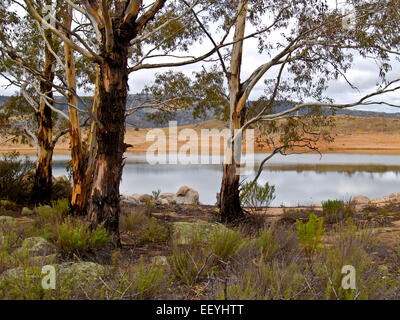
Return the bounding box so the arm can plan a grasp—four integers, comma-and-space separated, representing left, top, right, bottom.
52, 217, 110, 254
170, 248, 200, 287
0, 152, 34, 203
51, 198, 70, 216
257, 229, 279, 259
120, 208, 148, 233
210, 229, 246, 261
0, 199, 17, 211
151, 189, 161, 200
240, 181, 276, 211
104, 257, 168, 300
139, 218, 170, 245
296, 213, 325, 254
322, 199, 354, 223
52, 179, 72, 201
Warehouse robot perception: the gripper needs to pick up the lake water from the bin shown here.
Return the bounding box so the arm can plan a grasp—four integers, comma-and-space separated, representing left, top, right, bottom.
48, 153, 400, 207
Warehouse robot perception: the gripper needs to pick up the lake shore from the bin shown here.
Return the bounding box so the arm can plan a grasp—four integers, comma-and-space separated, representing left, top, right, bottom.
1, 116, 400, 155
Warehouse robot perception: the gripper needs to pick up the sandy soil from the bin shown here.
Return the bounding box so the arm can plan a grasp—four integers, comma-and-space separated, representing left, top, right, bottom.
1, 115, 400, 155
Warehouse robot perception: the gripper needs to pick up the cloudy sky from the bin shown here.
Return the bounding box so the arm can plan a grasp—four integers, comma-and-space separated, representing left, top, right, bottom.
1, 0, 399, 113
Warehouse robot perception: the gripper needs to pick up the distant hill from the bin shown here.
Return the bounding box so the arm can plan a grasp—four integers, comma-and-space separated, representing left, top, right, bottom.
1, 94, 399, 129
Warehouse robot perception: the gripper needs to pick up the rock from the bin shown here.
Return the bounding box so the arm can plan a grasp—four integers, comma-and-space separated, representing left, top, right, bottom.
160, 199, 169, 205
0, 216, 17, 228
131, 193, 142, 201
58, 262, 106, 287
176, 186, 199, 205
30, 254, 57, 266
14, 237, 57, 257
159, 192, 177, 203
21, 207, 34, 216
171, 221, 228, 245
121, 195, 139, 207
353, 195, 370, 205
56, 175, 69, 183
139, 194, 152, 203
151, 256, 169, 266
176, 186, 191, 197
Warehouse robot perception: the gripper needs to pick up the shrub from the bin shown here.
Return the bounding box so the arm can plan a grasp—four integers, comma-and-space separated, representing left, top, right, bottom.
120, 208, 148, 233
100, 257, 168, 300
152, 189, 161, 200
0, 152, 34, 203
52, 178, 72, 201
240, 181, 275, 212
210, 229, 246, 261
296, 213, 325, 255
0, 199, 17, 211
51, 217, 110, 254
51, 198, 70, 216
139, 218, 170, 245
257, 229, 279, 259
322, 199, 354, 223
169, 247, 208, 286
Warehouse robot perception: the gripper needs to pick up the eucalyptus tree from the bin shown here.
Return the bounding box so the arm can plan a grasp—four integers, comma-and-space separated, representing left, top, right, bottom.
146, 0, 400, 222
19, 0, 236, 244
214, 0, 400, 221
0, 0, 66, 204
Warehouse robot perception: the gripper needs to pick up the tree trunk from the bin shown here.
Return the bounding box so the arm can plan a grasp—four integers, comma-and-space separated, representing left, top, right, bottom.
219, 0, 248, 222
32, 27, 55, 205
64, 6, 89, 215
219, 109, 245, 222
87, 40, 129, 246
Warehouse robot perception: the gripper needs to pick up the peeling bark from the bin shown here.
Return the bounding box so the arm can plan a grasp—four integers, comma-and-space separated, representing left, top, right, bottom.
87, 39, 129, 246
64, 6, 89, 215
32, 26, 55, 205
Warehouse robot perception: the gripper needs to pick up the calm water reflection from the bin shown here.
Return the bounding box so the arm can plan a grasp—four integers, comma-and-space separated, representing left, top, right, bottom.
50, 153, 400, 207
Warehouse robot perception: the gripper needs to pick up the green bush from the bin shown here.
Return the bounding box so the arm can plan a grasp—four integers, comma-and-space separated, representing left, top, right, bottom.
240, 181, 276, 212
322, 200, 354, 223
120, 208, 148, 233
0, 200, 17, 211
0, 152, 34, 203
51, 198, 70, 216
139, 218, 170, 245
52, 179, 72, 201
257, 229, 279, 259
152, 189, 161, 200
211, 229, 246, 261
296, 213, 325, 254
52, 217, 110, 254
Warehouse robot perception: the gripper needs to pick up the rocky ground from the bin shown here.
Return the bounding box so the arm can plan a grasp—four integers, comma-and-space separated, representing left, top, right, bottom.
2, 189, 400, 299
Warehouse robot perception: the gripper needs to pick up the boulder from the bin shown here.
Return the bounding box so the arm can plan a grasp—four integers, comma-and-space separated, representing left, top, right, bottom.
171, 221, 228, 245
21, 207, 34, 216
176, 186, 199, 205
139, 194, 152, 203
14, 237, 57, 257
159, 192, 177, 203
55, 175, 69, 183
120, 195, 139, 207
353, 195, 370, 205
0, 216, 17, 228
58, 262, 106, 288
